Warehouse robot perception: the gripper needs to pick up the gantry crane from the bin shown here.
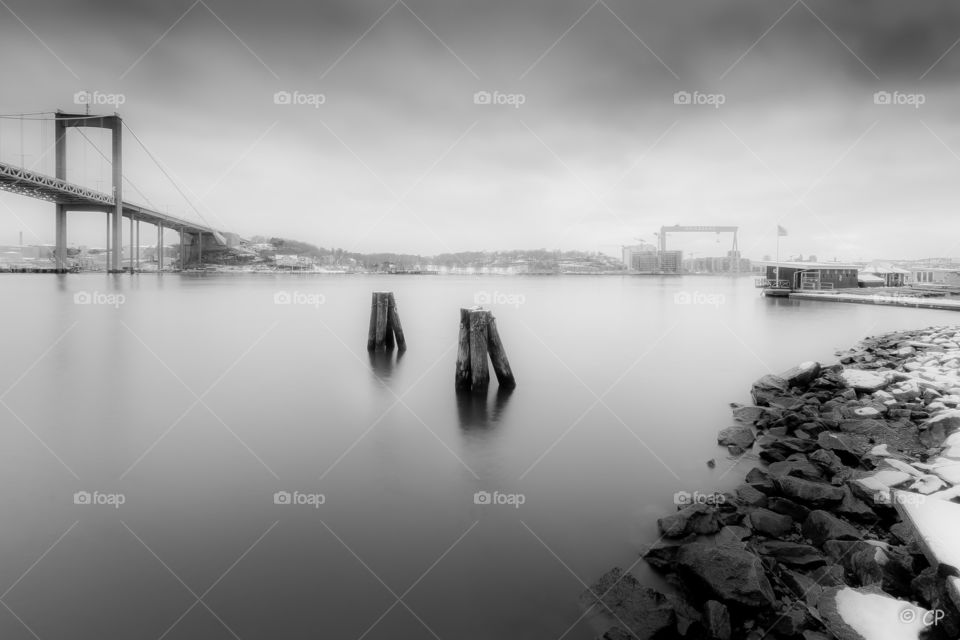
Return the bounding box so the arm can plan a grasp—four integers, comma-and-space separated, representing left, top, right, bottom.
657, 225, 740, 273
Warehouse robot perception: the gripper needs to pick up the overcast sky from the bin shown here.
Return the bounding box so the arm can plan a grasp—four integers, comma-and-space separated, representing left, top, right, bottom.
1, 0, 959, 260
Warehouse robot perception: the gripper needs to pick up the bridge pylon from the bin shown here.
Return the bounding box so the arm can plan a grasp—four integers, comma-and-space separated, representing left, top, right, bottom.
54, 111, 122, 272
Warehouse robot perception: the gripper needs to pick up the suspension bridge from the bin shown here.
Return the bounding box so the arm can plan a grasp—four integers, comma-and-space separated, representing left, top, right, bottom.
0, 110, 230, 273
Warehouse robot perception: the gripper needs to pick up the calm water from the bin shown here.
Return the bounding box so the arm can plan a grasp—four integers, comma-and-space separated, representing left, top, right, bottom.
0, 273, 956, 639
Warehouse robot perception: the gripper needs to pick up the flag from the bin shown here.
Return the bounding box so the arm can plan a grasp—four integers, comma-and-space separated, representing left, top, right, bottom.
777, 225, 788, 237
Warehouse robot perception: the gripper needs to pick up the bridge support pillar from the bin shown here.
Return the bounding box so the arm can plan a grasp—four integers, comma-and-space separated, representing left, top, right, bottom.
55, 204, 67, 272
111, 116, 122, 273
157, 224, 163, 270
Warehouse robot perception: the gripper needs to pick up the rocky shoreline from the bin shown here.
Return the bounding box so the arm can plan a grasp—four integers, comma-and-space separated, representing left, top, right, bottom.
586, 325, 960, 640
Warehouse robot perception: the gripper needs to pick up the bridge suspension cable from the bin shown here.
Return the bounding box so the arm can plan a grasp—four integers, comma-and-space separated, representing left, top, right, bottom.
121, 120, 216, 231
72, 126, 158, 209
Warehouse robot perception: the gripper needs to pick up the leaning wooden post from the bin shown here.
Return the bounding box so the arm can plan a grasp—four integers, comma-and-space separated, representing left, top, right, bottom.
386, 292, 406, 351
468, 308, 490, 390
487, 315, 516, 389
455, 308, 472, 390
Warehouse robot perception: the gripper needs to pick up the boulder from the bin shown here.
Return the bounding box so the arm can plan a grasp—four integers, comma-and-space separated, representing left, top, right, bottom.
766, 496, 811, 521
642, 543, 681, 571
920, 409, 960, 448
780, 567, 823, 607
748, 508, 794, 538
774, 476, 844, 507
802, 510, 862, 546
751, 374, 789, 406
736, 484, 768, 508
675, 542, 776, 607
756, 540, 825, 568
781, 361, 822, 389
717, 425, 755, 450
703, 600, 731, 640
808, 449, 846, 476
582, 568, 676, 640
767, 459, 825, 482
818, 585, 928, 640
658, 503, 721, 539
840, 368, 891, 393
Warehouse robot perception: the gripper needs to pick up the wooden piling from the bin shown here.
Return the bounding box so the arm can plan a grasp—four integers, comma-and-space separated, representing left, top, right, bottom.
386, 292, 406, 352
486, 315, 516, 389
456, 307, 516, 392
468, 309, 490, 390
367, 292, 379, 351
455, 308, 472, 390
374, 293, 388, 348
367, 291, 406, 352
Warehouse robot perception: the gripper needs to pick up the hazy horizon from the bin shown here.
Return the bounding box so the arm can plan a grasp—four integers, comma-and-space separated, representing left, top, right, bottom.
2, 0, 960, 261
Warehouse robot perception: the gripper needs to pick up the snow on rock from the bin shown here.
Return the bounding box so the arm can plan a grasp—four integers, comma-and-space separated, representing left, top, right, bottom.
928, 457, 960, 485
819, 586, 929, 640
841, 369, 892, 393
852, 470, 913, 501
894, 489, 960, 574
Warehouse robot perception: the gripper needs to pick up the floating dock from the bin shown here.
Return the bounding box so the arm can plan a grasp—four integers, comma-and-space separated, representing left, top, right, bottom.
788, 290, 960, 311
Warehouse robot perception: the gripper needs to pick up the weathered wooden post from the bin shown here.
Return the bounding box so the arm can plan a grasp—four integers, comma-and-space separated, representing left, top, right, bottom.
468, 309, 490, 390
487, 315, 516, 389
386, 292, 406, 352
455, 308, 472, 390
455, 306, 516, 392
367, 292, 379, 351
367, 292, 406, 352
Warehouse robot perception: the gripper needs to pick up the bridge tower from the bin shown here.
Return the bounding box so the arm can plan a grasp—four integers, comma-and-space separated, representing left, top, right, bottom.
54, 111, 122, 272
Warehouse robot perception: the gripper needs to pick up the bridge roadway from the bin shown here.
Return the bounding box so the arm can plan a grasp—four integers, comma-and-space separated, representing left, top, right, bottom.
0, 159, 220, 237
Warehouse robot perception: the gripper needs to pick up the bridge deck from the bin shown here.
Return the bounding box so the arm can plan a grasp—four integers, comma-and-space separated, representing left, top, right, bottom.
0, 160, 219, 236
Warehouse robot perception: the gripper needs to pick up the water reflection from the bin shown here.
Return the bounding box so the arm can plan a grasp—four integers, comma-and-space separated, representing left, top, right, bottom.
456, 386, 513, 430
368, 348, 403, 380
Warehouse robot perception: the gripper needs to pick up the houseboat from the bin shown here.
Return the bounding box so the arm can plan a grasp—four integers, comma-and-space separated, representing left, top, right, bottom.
756, 261, 860, 297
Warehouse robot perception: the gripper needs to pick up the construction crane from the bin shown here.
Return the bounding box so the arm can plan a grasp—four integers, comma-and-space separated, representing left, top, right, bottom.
658, 225, 740, 272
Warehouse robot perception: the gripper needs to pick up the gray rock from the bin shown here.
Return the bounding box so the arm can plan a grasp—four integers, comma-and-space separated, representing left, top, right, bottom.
766, 496, 811, 521
657, 503, 721, 539
675, 542, 776, 607
703, 600, 731, 640
748, 508, 794, 538
781, 361, 822, 389
583, 568, 676, 640
756, 540, 825, 568
802, 510, 862, 546
768, 459, 825, 481
718, 425, 755, 450
774, 476, 845, 507
751, 374, 789, 406
736, 484, 768, 508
